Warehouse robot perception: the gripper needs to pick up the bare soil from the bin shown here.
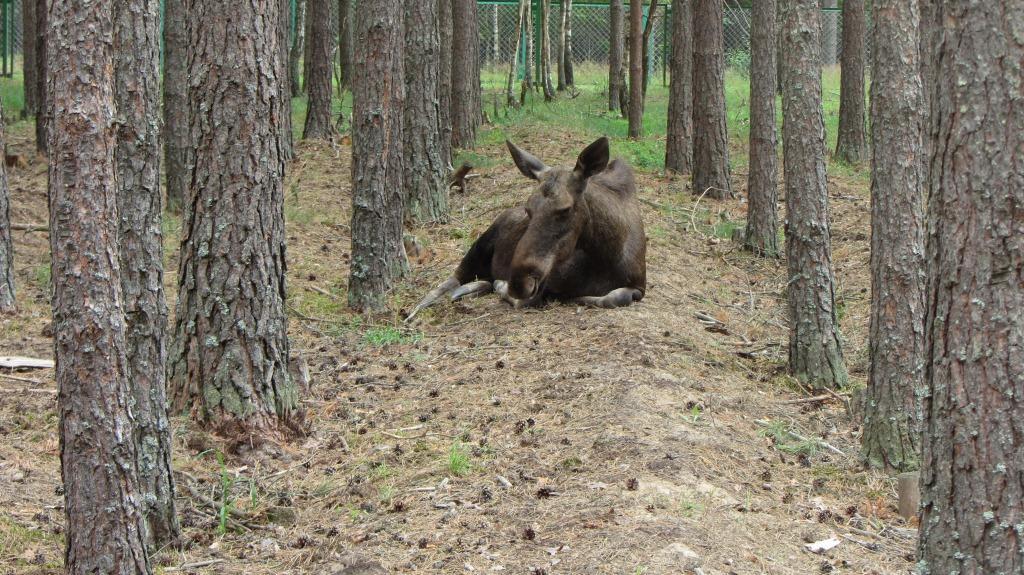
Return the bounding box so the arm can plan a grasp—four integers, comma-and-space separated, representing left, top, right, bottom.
0, 118, 914, 574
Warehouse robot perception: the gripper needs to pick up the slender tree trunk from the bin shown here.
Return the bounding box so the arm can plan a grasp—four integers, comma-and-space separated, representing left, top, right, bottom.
609, 0, 625, 111
450, 0, 481, 149
349, 0, 407, 311
338, 0, 352, 92
49, 0, 153, 571
171, 0, 300, 438
557, 0, 567, 91
861, 0, 925, 472
0, 101, 12, 314
775, 0, 784, 95
303, 0, 334, 139
404, 0, 447, 224
438, 0, 453, 166
279, 0, 295, 159
302, 0, 313, 92
692, 0, 732, 199
506, 0, 527, 108
164, 0, 189, 210
114, 0, 178, 546
539, 0, 555, 101
665, 0, 693, 174
641, 0, 660, 96
563, 0, 574, 87
21, 0, 36, 118
492, 5, 500, 68
34, 0, 47, 155
834, 0, 867, 164
524, 1, 534, 89
627, 0, 644, 138
289, 0, 305, 95
744, 0, 778, 257
918, 3, 1024, 572
781, 0, 848, 391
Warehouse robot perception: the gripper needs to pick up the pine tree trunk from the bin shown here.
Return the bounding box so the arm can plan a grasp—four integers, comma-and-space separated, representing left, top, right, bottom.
21, 0, 36, 118
692, 0, 732, 199
114, 0, 178, 546
627, 0, 643, 138
48, 1, 153, 571
609, 0, 625, 111
744, 0, 779, 257
438, 0, 453, 167
563, 0, 574, 86
0, 101, 12, 314
781, 0, 848, 391
557, 1, 566, 91
918, 3, 1024, 572
163, 0, 189, 210
289, 0, 305, 96
303, 0, 334, 139
404, 0, 448, 224
834, 0, 867, 164
279, 0, 295, 159
665, 0, 693, 174
349, 0, 407, 312
170, 0, 300, 438
539, 0, 555, 101
34, 0, 47, 155
641, 0, 660, 97
302, 0, 313, 92
524, 1, 534, 89
338, 0, 352, 92
861, 0, 925, 473
451, 0, 481, 149
506, 1, 527, 107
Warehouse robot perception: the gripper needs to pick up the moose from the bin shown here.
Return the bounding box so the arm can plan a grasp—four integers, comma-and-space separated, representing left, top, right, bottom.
406, 137, 647, 320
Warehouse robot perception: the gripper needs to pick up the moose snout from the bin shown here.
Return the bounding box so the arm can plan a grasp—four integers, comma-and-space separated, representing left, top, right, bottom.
509, 269, 543, 300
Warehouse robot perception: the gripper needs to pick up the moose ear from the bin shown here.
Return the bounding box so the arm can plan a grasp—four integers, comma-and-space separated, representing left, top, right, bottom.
574, 137, 610, 180
506, 140, 549, 181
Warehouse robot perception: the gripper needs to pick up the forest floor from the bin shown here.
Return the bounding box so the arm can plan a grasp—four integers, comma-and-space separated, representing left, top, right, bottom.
0, 70, 916, 575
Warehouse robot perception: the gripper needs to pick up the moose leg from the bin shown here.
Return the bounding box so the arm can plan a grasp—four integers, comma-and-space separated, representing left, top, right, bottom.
450, 280, 493, 301
573, 288, 643, 309
405, 277, 461, 322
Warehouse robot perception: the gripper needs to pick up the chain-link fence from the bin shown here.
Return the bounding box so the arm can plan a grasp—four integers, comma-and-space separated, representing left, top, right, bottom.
478, 1, 847, 83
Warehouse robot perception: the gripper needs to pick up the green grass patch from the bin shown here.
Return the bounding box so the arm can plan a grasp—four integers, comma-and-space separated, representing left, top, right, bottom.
446, 442, 472, 477
363, 325, 421, 347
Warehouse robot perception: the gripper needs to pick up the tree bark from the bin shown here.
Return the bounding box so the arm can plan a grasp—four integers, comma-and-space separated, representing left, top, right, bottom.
163, 0, 189, 210
48, 0, 153, 572
918, 3, 1024, 572
114, 0, 178, 546
665, 0, 693, 174
539, 0, 555, 101
834, 0, 867, 164
289, 0, 305, 96
506, 0, 527, 108
0, 101, 12, 313
557, 0, 567, 91
21, 0, 36, 118
781, 0, 847, 391
34, 0, 47, 155
861, 0, 925, 473
692, 0, 732, 199
450, 0, 481, 149
563, 0, 574, 87
404, 0, 448, 224
609, 0, 625, 111
303, 0, 334, 139
171, 0, 300, 438
349, 0, 407, 312
338, 0, 352, 92
744, 0, 779, 257
918, 0, 936, 175
627, 0, 644, 138
524, 0, 534, 89
438, 0, 453, 166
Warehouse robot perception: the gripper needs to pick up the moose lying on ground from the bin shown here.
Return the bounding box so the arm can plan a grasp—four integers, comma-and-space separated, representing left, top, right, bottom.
406, 137, 646, 320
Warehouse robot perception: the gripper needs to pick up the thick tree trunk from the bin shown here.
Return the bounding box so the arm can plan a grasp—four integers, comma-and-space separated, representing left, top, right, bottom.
48, 1, 153, 572
834, 0, 867, 164
404, 0, 447, 224
163, 0, 189, 210
0, 101, 12, 313
563, 0, 574, 87
627, 0, 643, 138
609, 0, 625, 111
349, 0, 407, 312
21, 0, 36, 118
170, 0, 300, 438
665, 0, 693, 174
861, 0, 925, 473
918, 3, 1024, 572
303, 0, 334, 139
114, 0, 178, 546
34, 0, 47, 155
450, 0, 481, 149
692, 0, 732, 199
438, 0, 453, 166
506, 0, 527, 108
781, 0, 847, 391
289, 0, 305, 96
744, 0, 779, 257
539, 0, 555, 101
338, 0, 352, 92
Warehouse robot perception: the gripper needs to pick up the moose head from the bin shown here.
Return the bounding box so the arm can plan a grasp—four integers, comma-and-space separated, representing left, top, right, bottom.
504, 137, 610, 301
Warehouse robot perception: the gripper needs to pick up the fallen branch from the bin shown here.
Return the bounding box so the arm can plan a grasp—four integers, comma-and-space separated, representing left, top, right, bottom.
0, 372, 45, 385
755, 419, 846, 457
164, 559, 226, 573
174, 472, 265, 531
0, 356, 54, 369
